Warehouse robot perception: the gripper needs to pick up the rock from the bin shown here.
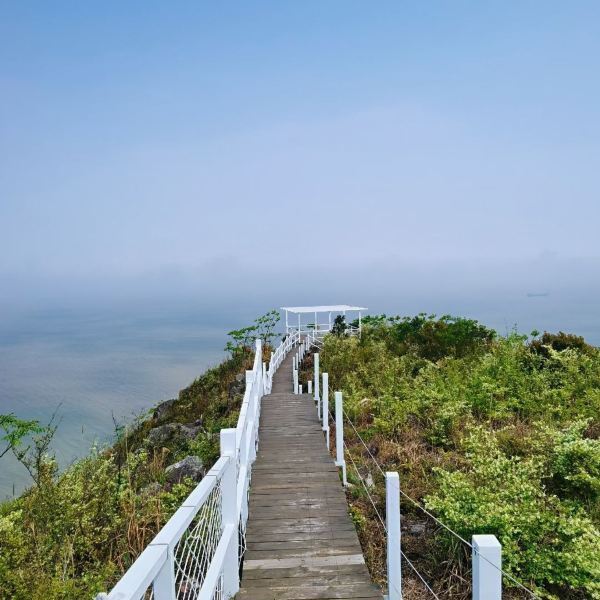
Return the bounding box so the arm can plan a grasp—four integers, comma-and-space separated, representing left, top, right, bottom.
141, 482, 163, 497
165, 455, 205, 484
147, 423, 202, 447
94, 594, 109, 600
365, 473, 375, 489
228, 373, 246, 399
153, 398, 177, 421
405, 521, 427, 535
147, 423, 180, 447
179, 424, 203, 440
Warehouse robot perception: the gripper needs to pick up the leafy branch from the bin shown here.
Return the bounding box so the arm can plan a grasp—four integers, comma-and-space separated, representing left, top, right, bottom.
0, 413, 44, 459
224, 310, 281, 356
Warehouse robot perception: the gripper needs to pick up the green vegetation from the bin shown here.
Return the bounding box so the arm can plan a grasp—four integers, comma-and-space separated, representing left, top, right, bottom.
0, 349, 253, 599
1, 310, 598, 599
0, 414, 45, 460
321, 314, 600, 599
225, 309, 280, 356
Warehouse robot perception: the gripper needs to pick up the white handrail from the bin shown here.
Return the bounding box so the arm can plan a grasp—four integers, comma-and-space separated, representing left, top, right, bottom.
103, 333, 300, 600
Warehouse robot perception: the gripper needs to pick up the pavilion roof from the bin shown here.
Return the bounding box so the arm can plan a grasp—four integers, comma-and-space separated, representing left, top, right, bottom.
280, 305, 367, 314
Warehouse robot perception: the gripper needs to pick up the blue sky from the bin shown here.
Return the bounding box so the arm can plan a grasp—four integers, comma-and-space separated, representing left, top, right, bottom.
1, 2, 599, 301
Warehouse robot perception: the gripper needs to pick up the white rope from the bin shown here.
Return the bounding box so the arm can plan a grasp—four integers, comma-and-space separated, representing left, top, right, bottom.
342, 409, 541, 599
400, 549, 441, 600
344, 438, 387, 531
344, 439, 437, 599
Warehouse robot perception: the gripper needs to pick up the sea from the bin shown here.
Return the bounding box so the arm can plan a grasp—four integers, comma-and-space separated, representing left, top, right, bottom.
0, 306, 227, 498
1, 290, 598, 498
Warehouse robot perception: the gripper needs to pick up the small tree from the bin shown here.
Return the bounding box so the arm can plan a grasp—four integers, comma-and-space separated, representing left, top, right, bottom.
0, 413, 43, 459
225, 310, 282, 355
254, 310, 281, 347
331, 315, 347, 336
224, 325, 258, 356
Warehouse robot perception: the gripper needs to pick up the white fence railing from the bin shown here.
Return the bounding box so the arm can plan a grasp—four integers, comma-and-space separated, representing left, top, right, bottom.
103, 334, 299, 600
264, 329, 300, 393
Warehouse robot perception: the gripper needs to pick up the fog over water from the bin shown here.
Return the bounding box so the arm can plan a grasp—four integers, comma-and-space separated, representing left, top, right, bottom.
1, 2, 599, 497
1, 256, 598, 497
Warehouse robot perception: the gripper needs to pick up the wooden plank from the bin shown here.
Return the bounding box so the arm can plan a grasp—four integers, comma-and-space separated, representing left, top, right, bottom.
237, 350, 382, 599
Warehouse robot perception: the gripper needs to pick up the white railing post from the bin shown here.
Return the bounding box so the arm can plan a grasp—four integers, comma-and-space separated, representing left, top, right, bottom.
322, 373, 329, 449
220, 429, 239, 598
386, 472, 401, 600
472, 535, 502, 600
308, 380, 312, 395
299, 384, 303, 394
106, 326, 305, 600
334, 391, 347, 485
152, 550, 176, 600
314, 353, 320, 408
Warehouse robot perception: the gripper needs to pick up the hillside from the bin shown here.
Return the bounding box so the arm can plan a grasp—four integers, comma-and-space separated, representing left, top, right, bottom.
0, 348, 253, 599
313, 315, 600, 599
1, 313, 598, 599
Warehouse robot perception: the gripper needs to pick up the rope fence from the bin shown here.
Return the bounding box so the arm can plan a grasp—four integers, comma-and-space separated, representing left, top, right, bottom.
303, 331, 542, 600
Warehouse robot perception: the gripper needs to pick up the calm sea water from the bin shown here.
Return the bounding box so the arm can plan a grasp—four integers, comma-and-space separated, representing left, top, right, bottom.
1, 291, 598, 498
0, 307, 226, 498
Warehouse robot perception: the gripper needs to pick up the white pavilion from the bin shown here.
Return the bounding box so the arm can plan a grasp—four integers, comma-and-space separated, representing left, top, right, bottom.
281, 305, 367, 337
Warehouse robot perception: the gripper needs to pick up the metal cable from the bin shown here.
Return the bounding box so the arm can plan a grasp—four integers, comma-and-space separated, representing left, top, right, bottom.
401, 550, 441, 600
344, 438, 387, 531
344, 439, 438, 599
341, 408, 541, 599
343, 410, 474, 545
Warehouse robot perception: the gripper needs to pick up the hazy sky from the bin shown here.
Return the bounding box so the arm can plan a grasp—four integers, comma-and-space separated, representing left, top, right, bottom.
1, 2, 599, 299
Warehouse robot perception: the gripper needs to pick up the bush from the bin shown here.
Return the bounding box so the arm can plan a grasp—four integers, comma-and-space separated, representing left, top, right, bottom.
0, 351, 252, 599
426, 429, 600, 599
530, 331, 595, 359
320, 315, 600, 598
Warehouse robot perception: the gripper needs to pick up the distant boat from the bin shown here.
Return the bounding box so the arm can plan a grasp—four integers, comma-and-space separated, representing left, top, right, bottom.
527, 292, 550, 298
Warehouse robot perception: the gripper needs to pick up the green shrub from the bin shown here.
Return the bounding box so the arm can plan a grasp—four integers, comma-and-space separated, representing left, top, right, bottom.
530, 331, 595, 359
320, 315, 600, 598
426, 428, 600, 599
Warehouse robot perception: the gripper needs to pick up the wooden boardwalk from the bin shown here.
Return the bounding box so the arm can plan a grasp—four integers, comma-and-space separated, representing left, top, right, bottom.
236, 352, 382, 600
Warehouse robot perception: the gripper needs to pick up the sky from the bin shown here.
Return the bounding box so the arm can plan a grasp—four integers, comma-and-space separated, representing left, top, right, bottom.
1, 2, 599, 312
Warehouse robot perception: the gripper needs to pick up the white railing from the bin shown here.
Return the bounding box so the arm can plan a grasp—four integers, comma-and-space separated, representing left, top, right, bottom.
104, 334, 299, 600
264, 329, 300, 393
286, 323, 360, 340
